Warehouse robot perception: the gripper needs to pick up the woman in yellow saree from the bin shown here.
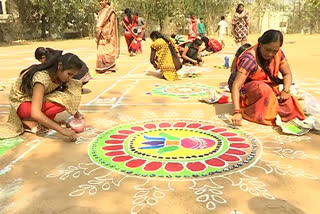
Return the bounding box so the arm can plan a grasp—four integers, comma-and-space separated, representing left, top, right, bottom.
149, 31, 180, 81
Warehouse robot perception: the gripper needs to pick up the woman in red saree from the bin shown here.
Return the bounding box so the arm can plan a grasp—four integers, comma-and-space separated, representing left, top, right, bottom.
96, 0, 120, 73
231, 30, 305, 126
122, 8, 140, 56
188, 14, 198, 40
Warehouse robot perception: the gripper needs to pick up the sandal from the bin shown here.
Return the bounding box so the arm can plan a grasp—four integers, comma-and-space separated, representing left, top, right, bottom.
24, 126, 39, 134
24, 124, 49, 135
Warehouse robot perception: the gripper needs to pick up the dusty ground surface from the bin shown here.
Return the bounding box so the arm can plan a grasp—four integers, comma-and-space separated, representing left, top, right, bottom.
0, 34, 320, 214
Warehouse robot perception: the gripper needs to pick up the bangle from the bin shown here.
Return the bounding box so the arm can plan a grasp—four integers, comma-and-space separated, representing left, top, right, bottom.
282, 88, 290, 94
233, 110, 241, 115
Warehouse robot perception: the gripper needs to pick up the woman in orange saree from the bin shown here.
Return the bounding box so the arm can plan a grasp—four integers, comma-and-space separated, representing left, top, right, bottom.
231, 30, 305, 126
122, 8, 140, 56
96, 0, 120, 73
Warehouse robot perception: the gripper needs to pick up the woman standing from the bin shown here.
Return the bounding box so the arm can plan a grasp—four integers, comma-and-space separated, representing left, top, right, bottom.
188, 14, 199, 40
122, 8, 139, 56
232, 3, 250, 47
96, 0, 120, 73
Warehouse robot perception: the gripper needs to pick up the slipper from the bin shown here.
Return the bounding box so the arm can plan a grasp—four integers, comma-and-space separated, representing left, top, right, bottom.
24, 126, 38, 134
24, 126, 49, 135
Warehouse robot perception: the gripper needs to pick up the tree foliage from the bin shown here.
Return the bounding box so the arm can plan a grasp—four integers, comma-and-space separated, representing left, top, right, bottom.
12, 0, 99, 39
6, 0, 320, 40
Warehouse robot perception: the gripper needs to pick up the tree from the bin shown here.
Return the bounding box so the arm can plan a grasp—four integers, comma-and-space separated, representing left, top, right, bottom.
6, 0, 320, 41
12, 0, 99, 39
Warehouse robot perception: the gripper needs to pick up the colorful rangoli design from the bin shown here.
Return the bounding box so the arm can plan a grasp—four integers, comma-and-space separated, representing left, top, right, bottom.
152, 84, 214, 98
89, 120, 260, 179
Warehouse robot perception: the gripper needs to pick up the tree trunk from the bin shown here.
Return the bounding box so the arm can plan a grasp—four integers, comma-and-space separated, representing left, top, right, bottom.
204, 0, 211, 35
41, 15, 46, 38
162, 15, 170, 35
48, 18, 51, 39
159, 17, 163, 31
0, 25, 4, 42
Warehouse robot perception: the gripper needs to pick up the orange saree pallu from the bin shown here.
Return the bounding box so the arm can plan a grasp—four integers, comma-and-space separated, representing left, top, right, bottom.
237, 45, 305, 125
96, 6, 120, 73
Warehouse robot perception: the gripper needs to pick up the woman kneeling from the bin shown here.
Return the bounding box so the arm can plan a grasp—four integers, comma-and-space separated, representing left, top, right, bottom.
149, 31, 181, 81
231, 29, 305, 126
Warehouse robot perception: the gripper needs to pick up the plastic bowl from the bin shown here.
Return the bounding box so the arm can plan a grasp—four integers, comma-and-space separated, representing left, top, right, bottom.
69, 118, 86, 133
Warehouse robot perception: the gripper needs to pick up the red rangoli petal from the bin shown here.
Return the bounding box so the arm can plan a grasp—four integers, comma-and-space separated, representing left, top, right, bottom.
186, 162, 206, 172
126, 159, 146, 168
105, 140, 124, 144
219, 154, 240, 162
144, 162, 163, 171
105, 151, 125, 156
159, 122, 172, 128
199, 125, 215, 130
205, 158, 226, 167
230, 143, 251, 148
131, 126, 144, 131
173, 122, 187, 128
228, 137, 245, 142
112, 155, 133, 162
221, 132, 238, 137
187, 123, 202, 128
226, 149, 246, 156
102, 145, 123, 150
211, 128, 227, 133
165, 163, 184, 172
110, 135, 128, 139
118, 130, 135, 135
144, 123, 157, 129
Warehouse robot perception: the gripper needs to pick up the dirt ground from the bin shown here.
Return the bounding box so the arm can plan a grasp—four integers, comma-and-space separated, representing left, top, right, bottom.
0, 34, 320, 214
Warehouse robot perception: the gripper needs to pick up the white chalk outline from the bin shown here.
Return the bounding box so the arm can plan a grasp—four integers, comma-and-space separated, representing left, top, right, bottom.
112, 79, 140, 109
0, 131, 56, 175
0, 140, 41, 175
85, 59, 148, 106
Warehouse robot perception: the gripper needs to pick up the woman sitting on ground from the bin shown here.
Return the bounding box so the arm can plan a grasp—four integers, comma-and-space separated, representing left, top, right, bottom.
231, 29, 305, 126
149, 31, 181, 81
0, 53, 84, 141
181, 38, 203, 65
